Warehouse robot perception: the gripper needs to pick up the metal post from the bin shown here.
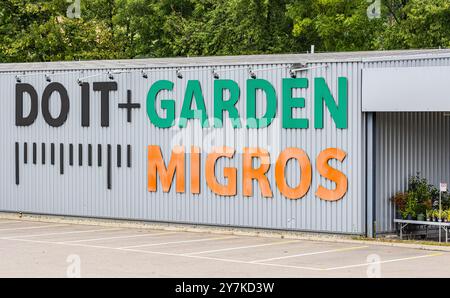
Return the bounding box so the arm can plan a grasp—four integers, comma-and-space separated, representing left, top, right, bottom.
366, 112, 376, 238
439, 191, 442, 243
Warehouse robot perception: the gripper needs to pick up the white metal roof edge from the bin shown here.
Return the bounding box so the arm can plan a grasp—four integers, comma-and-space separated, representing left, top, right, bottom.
360, 52, 450, 63
0, 49, 449, 73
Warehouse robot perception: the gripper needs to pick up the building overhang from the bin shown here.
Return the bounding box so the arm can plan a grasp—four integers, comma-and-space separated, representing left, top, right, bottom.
362, 66, 450, 112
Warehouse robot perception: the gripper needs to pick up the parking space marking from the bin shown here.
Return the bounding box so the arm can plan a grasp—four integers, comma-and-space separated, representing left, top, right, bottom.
0, 237, 122, 249
0, 236, 323, 271
323, 252, 444, 271
3, 228, 121, 239
0, 220, 22, 225
62, 231, 177, 243
0, 224, 66, 232
249, 246, 369, 263
118, 236, 237, 249
121, 248, 324, 271
185, 240, 300, 256
0, 236, 445, 273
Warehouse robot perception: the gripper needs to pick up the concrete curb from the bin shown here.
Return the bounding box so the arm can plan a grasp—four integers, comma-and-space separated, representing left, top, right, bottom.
1, 211, 450, 252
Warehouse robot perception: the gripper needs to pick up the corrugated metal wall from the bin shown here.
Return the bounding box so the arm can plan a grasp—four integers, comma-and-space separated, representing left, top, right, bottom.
3, 54, 450, 235
376, 112, 450, 233
364, 57, 450, 233
0, 61, 365, 234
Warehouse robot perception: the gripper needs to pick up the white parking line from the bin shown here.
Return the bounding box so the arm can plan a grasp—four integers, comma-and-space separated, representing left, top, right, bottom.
0, 220, 22, 225
118, 236, 237, 250
323, 253, 444, 271
0, 236, 324, 271
0, 236, 444, 273
185, 240, 300, 256
0, 224, 66, 232
249, 246, 368, 263
63, 231, 177, 243
121, 247, 324, 271
3, 228, 121, 239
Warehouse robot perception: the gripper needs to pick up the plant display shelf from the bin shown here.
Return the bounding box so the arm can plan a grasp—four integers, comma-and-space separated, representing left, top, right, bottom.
394, 219, 450, 242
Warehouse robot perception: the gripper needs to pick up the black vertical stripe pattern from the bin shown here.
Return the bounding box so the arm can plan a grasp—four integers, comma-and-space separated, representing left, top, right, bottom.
127, 145, 131, 168
51, 143, 55, 165
17, 142, 131, 190
117, 145, 121, 168
15, 142, 19, 185
98, 144, 102, 167
60, 143, 64, 175
41, 143, 46, 165
78, 144, 83, 166
24, 143, 28, 164
107, 144, 112, 190
32, 143, 37, 164
88, 144, 92, 166
69, 144, 73, 166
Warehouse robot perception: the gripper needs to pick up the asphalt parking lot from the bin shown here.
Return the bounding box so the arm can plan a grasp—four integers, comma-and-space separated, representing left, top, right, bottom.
0, 218, 449, 278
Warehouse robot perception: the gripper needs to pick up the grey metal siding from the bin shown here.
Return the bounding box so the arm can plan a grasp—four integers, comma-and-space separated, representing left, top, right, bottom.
364, 57, 450, 234
376, 112, 450, 233
0, 60, 366, 234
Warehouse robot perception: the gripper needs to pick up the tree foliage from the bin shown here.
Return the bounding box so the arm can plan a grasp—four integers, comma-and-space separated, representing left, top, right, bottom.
0, 0, 449, 62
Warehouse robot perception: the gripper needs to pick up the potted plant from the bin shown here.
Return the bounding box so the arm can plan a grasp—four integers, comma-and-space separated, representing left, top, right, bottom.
432, 210, 439, 222
417, 213, 425, 222
442, 192, 450, 210
426, 209, 433, 221
422, 199, 433, 221
401, 192, 418, 220
443, 210, 449, 223
392, 192, 407, 219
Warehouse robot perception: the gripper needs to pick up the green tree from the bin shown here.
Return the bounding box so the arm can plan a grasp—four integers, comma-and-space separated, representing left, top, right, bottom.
0, 0, 449, 62
376, 0, 450, 49
287, 0, 385, 52
0, 0, 121, 62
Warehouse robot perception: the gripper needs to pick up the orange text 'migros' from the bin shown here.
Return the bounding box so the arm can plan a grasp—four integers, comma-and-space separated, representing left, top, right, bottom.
148, 146, 348, 201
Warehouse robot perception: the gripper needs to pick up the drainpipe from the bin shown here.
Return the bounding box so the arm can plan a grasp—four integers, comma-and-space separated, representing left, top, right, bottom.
366, 112, 376, 238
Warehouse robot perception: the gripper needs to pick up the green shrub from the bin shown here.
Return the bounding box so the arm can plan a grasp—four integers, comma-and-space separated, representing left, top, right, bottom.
394, 174, 446, 220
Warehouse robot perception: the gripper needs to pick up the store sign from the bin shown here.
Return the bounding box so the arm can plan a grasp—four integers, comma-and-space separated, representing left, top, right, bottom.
145, 77, 349, 201
14, 75, 349, 201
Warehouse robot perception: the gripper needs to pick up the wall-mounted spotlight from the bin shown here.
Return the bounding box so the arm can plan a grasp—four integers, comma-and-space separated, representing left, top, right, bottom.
248, 67, 257, 79
291, 63, 307, 72
141, 70, 148, 79
289, 63, 327, 75
77, 79, 83, 86
176, 68, 183, 79
212, 68, 219, 79
107, 71, 115, 80
15, 75, 22, 83
45, 74, 52, 82
289, 68, 297, 78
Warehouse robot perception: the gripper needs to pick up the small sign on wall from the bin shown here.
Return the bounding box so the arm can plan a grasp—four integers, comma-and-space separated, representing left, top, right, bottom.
440, 183, 447, 192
